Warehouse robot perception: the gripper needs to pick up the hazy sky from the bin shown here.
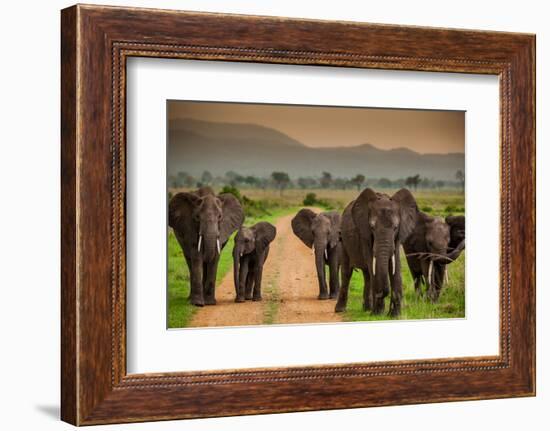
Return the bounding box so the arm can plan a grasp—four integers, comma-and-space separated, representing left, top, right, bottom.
168, 101, 464, 154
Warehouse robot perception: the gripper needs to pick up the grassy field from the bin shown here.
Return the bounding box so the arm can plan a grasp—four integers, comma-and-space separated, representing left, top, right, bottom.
167, 187, 465, 327
232, 188, 464, 215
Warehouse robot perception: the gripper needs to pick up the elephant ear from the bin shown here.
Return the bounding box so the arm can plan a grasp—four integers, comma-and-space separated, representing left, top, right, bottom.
392, 188, 418, 242
253, 222, 277, 253
351, 188, 378, 243
218, 193, 244, 244
291, 209, 317, 248
168, 192, 199, 233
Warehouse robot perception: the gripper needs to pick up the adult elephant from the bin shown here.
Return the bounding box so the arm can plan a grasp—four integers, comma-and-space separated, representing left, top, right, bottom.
169, 187, 244, 306
335, 188, 417, 316
232, 222, 277, 302
291, 209, 341, 299
403, 212, 465, 301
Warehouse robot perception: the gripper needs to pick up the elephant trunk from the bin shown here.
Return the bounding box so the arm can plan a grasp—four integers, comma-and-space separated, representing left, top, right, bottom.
201, 232, 219, 263
445, 239, 465, 262
427, 240, 465, 300
314, 239, 328, 299
372, 237, 393, 313
427, 261, 445, 302
432, 239, 465, 264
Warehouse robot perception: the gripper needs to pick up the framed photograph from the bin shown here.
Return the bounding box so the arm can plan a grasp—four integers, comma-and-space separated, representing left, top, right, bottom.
61, 4, 535, 425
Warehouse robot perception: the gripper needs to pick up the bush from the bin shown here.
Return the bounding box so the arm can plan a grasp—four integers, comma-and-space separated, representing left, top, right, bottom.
242, 195, 270, 218
421, 206, 433, 213
220, 185, 242, 201
444, 205, 465, 213
219, 186, 272, 218
317, 199, 335, 210
303, 192, 317, 206
302, 192, 335, 210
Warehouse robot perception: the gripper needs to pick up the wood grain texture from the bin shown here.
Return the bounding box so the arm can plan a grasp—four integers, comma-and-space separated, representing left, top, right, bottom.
60, 4, 535, 425
60, 5, 78, 425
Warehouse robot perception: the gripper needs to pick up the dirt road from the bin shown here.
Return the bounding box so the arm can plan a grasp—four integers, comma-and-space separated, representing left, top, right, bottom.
189, 211, 342, 328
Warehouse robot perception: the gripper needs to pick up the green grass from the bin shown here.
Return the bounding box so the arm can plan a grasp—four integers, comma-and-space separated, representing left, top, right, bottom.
167, 206, 300, 328
343, 251, 465, 322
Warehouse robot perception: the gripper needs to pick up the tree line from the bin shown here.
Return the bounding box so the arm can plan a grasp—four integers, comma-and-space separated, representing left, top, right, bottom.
168, 170, 465, 193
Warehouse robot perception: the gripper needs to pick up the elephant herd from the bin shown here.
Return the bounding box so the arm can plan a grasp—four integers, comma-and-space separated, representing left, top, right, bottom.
169, 186, 465, 317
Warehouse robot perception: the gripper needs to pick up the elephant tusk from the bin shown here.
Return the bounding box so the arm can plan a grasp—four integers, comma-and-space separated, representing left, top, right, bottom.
392, 255, 396, 275
372, 257, 376, 276
324, 248, 328, 260
197, 235, 202, 252
444, 266, 449, 284
428, 261, 433, 286
216, 238, 221, 255
312, 244, 315, 256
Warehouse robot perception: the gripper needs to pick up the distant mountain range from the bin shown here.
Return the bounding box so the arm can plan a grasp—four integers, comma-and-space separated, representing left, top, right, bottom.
168, 118, 465, 180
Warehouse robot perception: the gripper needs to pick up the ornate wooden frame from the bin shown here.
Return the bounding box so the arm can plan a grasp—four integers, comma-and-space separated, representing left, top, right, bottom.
61, 4, 535, 425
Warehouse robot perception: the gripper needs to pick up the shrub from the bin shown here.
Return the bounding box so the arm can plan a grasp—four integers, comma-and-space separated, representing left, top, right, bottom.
303, 192, 317, 206
444, 205, 465, 214
242, 195, 270, 218
302, 192, 335, 210
220, 185, 242, 201
421, 206, 433, 213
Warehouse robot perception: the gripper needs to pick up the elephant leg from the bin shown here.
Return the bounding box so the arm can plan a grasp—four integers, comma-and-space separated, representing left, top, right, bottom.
389, 250, 403, 317
183, 253, 193, 299
253, 248, 269, 301
414, 275, 424, 297
315, 252, 329, 300
406, 256, 423, 297
236, 257, 249, 303
201, 262, 208, 299
425, 260, 439, 302
362, 268, 372, 311
245, 268, 255, 300
335, 252, 352, 312
428, 263, 445, 302
328, 249, 340, 299
189, 258, 204, 306
203, 259, 219, 305
252, 265, 264, 301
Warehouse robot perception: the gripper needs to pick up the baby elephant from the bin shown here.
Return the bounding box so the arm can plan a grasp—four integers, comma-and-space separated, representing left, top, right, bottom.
232, 222, 277, 302
292, 209, 341, 300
